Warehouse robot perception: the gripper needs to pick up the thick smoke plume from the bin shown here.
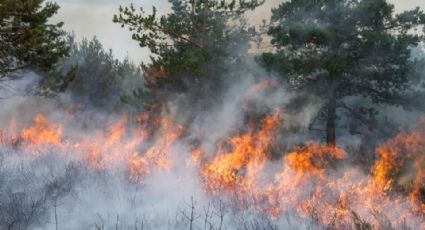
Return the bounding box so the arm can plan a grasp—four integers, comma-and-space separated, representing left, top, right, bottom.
0, 66, 424, 230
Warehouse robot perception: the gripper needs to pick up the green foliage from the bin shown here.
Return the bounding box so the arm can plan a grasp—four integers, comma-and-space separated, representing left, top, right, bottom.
0, 0, 68, 78
120, 88, 155, 112
261, 0, 425, 144
114, 0, 263, 106
41, 36, 143, 109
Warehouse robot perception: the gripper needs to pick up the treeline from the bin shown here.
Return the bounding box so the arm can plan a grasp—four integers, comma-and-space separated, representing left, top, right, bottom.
2, 0, 425, 146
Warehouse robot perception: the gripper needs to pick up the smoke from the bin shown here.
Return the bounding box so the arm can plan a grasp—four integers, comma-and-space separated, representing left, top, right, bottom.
2, 2, 425, 230
0, 61, 321, 229
1, 62, 423, 229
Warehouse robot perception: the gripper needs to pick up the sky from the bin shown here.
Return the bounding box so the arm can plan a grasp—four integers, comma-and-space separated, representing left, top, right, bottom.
52, 0, 425, 64
52, 0, 169, 64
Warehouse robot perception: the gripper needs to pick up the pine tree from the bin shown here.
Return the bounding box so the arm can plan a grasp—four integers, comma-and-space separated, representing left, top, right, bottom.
261, 0, 425, 146
0, 0, 68, 78
114, 0, 263, 108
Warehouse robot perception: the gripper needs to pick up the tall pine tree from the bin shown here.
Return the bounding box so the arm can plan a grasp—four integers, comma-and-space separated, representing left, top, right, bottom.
261, 0, 425, 146
114, 0, 263, 109
0, 0, 68, 78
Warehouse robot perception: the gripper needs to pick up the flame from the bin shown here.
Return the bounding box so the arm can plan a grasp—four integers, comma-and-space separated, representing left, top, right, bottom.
128, 116, 184, 179
0, 110, 184, 181
106, 117, 127, 146
372, 119, 425, 215
187, 147, 203, 166
202, 111, 281, 194
260, 144, 347, 220
20, 115, 63, 146
198, 119, 424, 228
284, 142, 345, 174
79, 117, 143, 170
0, 84, 423, 228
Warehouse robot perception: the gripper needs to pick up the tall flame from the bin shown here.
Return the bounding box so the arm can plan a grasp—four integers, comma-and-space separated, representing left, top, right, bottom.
20, 115, 63, 146
372, 118, 425, 215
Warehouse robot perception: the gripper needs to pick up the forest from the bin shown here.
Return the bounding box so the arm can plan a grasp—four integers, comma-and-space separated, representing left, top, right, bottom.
0, 0, 425, 229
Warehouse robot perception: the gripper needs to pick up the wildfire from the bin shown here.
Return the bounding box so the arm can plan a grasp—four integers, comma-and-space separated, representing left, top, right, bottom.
2, 112, 183, 180
372, 119, 425, 215
197, 118, 424, 229
79, 117, 142, 169
260, 143, 348, 222
20, 115, 63, 146
202, 111, 281, 194
284, 142, 345, 174
128, 116, 184, 179
0, 99, 424, 228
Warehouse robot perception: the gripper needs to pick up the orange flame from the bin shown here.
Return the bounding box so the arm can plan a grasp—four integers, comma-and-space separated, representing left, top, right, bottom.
128, 116, 184, 179
20, 115, 63, 146
284, 143, 345, 174
372, 119, 425, 215
0, 93, 423, 228
202, 111, 281, 194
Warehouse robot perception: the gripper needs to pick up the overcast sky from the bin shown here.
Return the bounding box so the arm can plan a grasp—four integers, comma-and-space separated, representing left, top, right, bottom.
52, 0, 425, 64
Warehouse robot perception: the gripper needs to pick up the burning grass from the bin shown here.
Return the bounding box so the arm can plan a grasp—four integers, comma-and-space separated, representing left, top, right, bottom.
0, 84, 424, 229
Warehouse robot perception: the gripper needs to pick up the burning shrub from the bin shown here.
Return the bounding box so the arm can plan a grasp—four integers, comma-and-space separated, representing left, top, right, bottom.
201, 112, 282, 194
372, 119, 425, 214
284, 143, 345, 175
20, 115, 63, 147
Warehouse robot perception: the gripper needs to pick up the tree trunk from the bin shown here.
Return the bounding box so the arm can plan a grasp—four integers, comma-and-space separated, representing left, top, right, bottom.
191, 0, 195, 16
200, 0, 209, 48
326, 93, 337, 147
